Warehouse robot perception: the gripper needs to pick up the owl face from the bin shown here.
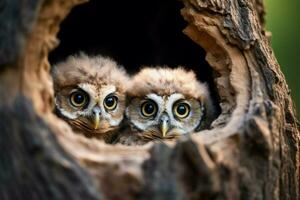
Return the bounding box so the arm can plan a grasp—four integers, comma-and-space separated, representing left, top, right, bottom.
56, 83, 125, 135
126, 93, 204, 139
52, 53, 129, 138
126, 67, 213, 141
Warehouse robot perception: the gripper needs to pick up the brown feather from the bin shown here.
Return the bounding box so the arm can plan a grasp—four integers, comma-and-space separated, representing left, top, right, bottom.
52, 53, 129, 94
127, 67, 215, 125
52, 53, 129, 142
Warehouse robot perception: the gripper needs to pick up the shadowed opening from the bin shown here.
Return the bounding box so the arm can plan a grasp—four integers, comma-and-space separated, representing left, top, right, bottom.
49, 0, 221, 123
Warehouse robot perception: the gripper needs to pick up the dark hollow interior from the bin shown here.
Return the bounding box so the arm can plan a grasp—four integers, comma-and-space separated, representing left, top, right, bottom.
49, 0, 220, 115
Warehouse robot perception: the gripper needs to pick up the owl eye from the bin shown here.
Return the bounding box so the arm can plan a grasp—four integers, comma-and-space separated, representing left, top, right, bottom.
104, 95, 118, 110
141, 100, 157, 117
173, 102, 190, 119
69, 90, 89, 107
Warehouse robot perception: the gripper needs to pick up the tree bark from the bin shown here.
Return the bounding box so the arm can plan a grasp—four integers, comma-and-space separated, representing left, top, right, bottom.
0, 0, 299, 200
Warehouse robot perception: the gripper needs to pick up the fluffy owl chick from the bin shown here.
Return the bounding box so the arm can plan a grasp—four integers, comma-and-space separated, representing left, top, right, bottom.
52, 53, 129, 142
121, 67, 215, 144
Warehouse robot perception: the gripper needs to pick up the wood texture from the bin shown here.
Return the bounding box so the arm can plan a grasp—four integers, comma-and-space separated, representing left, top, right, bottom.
0, 0, 299, 199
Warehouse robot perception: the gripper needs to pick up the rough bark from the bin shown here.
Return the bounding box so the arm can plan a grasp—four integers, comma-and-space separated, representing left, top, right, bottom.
0, 0, 299, 200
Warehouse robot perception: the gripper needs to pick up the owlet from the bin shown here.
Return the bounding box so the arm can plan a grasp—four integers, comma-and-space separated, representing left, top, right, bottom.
52, 53, 129, 142
118, 67, 215, 144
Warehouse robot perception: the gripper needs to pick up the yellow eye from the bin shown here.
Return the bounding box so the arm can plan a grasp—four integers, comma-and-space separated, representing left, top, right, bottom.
173, 102, 190, 119
141, 100, 157, 117
104, 95, 118, 110
69, 90, 89, 107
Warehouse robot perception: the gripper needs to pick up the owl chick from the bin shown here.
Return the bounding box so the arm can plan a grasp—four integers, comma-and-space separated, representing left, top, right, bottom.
119, 67, 215, 144
52, 53, 129, 142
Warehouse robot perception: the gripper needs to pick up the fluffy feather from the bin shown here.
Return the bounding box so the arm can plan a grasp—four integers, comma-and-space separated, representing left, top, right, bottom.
117, 67, 216, 145
127, 67, 215, 126
52, 53, 129, 142
52, 53, 128, 94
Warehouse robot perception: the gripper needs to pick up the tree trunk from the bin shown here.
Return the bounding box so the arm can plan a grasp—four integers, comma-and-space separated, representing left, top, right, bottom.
0, 0, 299, 200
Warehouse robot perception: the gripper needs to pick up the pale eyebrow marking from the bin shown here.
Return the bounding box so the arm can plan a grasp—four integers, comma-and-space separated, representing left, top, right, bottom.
102, 85, 116, 97
146, 93, 162, 101
146, 93, 164, 106
168, 93, 184, 102
78, 83, 96, 96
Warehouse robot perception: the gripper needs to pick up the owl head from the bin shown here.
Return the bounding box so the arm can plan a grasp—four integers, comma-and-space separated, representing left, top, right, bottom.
126, 67, 214, 140
52, 53, 129, 139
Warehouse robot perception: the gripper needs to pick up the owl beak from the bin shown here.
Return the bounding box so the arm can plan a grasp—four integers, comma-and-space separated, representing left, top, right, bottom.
159, 114, 170, 138
92, 107, 101, 130
161, 120, 169, 138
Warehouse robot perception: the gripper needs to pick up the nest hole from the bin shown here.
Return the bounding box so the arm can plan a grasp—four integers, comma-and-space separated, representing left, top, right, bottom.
49, 0, 221, 137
